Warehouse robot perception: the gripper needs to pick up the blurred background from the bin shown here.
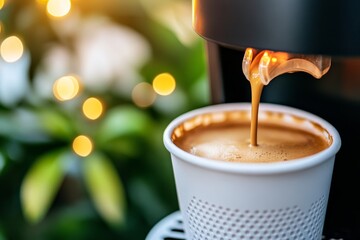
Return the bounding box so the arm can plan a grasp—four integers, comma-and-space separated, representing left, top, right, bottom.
0, 0, 209, 239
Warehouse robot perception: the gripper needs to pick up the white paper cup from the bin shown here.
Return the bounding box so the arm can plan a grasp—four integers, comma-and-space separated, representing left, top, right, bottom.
163, 103, 341, 240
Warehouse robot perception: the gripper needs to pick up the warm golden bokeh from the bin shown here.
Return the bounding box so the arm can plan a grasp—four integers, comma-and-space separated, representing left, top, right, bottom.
53, 75, 80, 101
36, 0, 48, 5
82, 97, 104, 120
132, 82, 157, 107
0, 36, 24, 63
72, 135, 93, 157
152, 73, 176, 96
46, 0, 71, 17
0, 0, 212, 238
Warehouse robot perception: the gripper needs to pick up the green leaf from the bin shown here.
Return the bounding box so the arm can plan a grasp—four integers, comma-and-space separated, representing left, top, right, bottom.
82, 152, 126, 226
96, 105, 152, 143
38, 109, 74, 140
0, 152, 7, 174
0, 231, 6, 240
101, 137, 140, 158
21, 150, 66, 223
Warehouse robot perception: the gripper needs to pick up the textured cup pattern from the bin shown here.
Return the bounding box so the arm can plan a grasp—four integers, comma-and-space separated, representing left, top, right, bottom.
186, 195, 327, 240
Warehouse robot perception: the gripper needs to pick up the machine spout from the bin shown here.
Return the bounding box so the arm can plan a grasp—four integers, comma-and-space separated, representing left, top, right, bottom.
242, 48, 332, 85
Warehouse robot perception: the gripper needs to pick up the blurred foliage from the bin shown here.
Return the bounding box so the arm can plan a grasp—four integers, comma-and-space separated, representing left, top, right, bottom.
0, 0, 209, 239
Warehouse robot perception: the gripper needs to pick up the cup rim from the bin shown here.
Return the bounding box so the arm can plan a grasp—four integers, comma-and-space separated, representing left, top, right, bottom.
163, 102, 341, 175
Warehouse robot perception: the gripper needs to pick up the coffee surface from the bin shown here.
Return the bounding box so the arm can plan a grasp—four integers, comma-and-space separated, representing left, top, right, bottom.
172, 115, 331, 163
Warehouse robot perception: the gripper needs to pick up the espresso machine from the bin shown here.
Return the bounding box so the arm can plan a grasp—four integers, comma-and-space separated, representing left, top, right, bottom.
193, 0, 360, 239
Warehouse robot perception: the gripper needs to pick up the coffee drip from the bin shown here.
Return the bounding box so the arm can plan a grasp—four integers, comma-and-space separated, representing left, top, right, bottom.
242, 48, 332, 146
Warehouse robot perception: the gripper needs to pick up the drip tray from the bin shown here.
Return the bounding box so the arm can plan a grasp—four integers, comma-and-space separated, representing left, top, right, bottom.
145, 211, 344, 240
146, 211, 186, 240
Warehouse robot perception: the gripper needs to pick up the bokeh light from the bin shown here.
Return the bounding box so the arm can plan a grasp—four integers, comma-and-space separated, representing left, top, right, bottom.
132, 82, 157, 108
72, 135, 93, 157
36, 0, 48, 5
0, 0, 4, 10
53, 75, 80, 101
0, 36, 24, 63
47, 0, 71, 17
152, 73, 176, 96
82, 97, 104, 120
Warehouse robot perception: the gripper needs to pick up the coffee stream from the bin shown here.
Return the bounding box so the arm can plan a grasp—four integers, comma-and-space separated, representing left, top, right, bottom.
242, 48, 331, 146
